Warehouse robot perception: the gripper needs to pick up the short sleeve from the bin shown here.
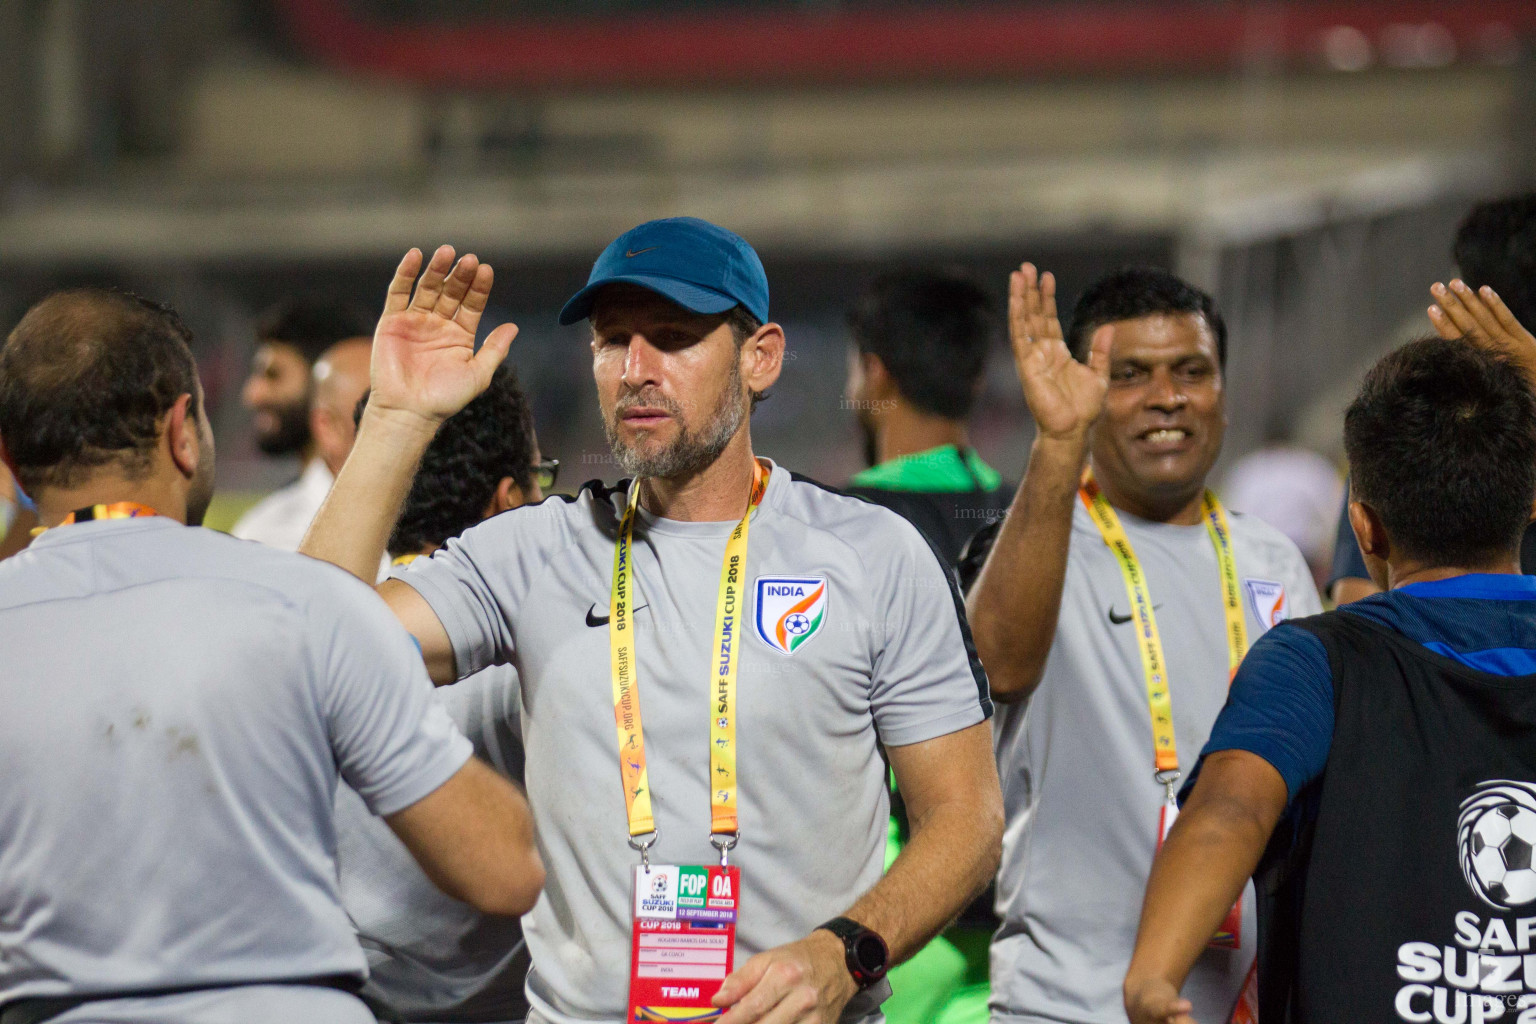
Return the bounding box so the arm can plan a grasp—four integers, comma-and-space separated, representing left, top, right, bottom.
1184, 623, 1335, 805
868, 517, 992, 748
311, 572, 473, 817
391, 501, 568, 679
1284, 547, 1325, 620
1327, 492, 1368, 589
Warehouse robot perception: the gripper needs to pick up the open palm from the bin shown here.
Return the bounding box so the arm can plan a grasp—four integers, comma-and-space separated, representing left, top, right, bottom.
1429, 279, 1536, 386
369, 245, 520, 425
1009, 262, 1110, 442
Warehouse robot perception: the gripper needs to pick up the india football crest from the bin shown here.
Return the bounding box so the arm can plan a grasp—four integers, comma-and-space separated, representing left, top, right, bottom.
1242, 578, 1290, 632
754, 576, 827, 655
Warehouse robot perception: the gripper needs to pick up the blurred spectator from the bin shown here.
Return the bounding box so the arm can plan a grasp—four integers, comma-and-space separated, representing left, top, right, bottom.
232, 297, 373, 550
309, 338, 373, 478
1221, 443, 1343, 593
844, 268, 1011, 566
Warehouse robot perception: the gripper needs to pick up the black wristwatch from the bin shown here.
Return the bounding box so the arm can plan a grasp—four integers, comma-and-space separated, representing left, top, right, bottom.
817, 916, 889, 989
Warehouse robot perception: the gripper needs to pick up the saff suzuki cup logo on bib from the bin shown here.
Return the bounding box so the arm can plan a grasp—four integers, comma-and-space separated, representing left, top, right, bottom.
1242, 578, 1290, 632
754, 577, 827, 655
1459, 780, 1536, 909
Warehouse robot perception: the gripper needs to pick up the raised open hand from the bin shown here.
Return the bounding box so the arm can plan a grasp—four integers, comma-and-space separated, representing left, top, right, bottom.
369, 245, 519, 426
1009, 262, 1111, 443
1429, 279, 1536, 384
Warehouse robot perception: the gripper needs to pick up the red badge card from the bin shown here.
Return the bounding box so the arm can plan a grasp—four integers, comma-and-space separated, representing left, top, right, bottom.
628, 864, 740, 1024
1158, 798, 1241, 950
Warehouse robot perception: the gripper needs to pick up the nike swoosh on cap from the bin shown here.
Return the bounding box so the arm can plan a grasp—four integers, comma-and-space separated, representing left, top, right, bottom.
587, 602, 649, 627
624, 247, 659, 258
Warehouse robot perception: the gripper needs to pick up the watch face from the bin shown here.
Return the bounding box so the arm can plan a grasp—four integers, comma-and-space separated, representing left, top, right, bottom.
852, 933, 887, 976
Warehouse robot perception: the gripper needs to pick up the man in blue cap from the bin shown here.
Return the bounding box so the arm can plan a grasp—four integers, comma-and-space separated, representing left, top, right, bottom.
301, 217, 1005, 1024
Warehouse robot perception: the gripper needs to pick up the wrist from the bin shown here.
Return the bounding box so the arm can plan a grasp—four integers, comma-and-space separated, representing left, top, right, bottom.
808, 928, 860, 1001
815, 917, 889, 992
358, 403, 442, 450
1025, 433, 1091, 493
1032, 429, 1091, 457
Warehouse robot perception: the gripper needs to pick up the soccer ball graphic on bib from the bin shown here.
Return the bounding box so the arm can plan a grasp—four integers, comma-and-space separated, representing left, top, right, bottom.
1458, 780, 1536, 909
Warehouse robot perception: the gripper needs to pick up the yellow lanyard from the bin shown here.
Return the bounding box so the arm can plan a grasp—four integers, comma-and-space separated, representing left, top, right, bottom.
1079, 474, 1246, 778
609, 459, 770, 857
391, 553, 422, 567
31, 501, 160, 537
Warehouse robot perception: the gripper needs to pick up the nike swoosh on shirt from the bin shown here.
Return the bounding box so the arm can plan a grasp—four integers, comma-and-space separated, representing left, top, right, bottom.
1107, 604, 1162, 625
624, 247, 658, 258
587, 603, 648, 627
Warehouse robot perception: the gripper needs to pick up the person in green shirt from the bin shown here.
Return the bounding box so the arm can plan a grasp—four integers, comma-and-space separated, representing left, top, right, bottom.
845, 269, 1012, 567
844, 268, 1008, 1024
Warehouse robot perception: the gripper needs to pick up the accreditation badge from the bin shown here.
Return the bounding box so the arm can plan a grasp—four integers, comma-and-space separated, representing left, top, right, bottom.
629, 864, 740, 1024
1157, 791, 1242, 950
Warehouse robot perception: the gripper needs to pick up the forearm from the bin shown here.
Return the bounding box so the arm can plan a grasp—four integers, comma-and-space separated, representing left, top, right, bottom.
1125, 795, 1272, 999
965, 434, 1087, 701
300, 406, 437, 582
843, 794, 1003, 963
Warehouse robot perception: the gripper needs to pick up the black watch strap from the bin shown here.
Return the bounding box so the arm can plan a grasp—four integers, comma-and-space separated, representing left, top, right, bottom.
817, 916, 890, 990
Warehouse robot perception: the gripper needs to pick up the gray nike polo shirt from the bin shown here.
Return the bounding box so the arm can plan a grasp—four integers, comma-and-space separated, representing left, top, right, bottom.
393, 462, 991, 1024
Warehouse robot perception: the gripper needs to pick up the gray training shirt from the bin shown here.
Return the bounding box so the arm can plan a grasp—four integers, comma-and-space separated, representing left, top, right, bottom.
394, 462, 992, 1024
337, 664, 530, 1023
988, 501, 1321, 1024
0, 517, 472, 1024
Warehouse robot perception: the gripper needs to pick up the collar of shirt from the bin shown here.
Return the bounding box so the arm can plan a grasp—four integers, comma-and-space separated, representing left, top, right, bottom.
27, 514, 181, 550
848, 444, 1001, 493
1395, 573, 1536, 601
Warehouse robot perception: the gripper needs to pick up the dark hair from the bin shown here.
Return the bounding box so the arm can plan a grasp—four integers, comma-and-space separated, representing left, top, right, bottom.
726, 305, 762, 346
1345, 336, 1536, 568
354, 365, 538, 556
1454, 194, 1536, 328
255, 295, 374, 366
1066, 267, 1227, 367
0, 289, 200, 492
847, 269, 997, 420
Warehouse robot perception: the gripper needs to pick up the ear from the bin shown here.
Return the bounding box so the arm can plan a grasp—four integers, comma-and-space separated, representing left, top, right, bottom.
483, 476, 527, 518
1347, 498, 1389, 561
859, 351, 899, 401
741, 322, 786, 397
166, 393, 201, 479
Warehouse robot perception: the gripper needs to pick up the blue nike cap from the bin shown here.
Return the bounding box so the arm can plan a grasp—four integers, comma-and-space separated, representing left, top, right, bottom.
558, 217, 769, 326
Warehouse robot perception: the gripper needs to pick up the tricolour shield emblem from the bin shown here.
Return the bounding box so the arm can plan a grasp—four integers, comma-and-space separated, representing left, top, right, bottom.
754, 576, 828, 656
1242, 578, 1290, 633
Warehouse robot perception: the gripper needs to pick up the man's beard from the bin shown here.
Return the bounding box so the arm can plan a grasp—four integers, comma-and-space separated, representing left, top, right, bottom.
604, 363, 747, 480
254, 397, 311, 457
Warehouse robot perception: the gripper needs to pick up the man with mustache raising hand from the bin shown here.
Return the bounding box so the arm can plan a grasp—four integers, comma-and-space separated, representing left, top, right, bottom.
302, 218, 1003, 1024
962, 266, 1320, 1024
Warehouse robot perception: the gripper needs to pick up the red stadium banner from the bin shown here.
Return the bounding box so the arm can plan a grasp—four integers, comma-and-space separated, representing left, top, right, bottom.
275, 0, 1536, 88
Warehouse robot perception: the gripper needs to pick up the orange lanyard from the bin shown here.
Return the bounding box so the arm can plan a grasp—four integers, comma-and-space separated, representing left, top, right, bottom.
32, 501, 160, 536
610, 459, 769, 866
